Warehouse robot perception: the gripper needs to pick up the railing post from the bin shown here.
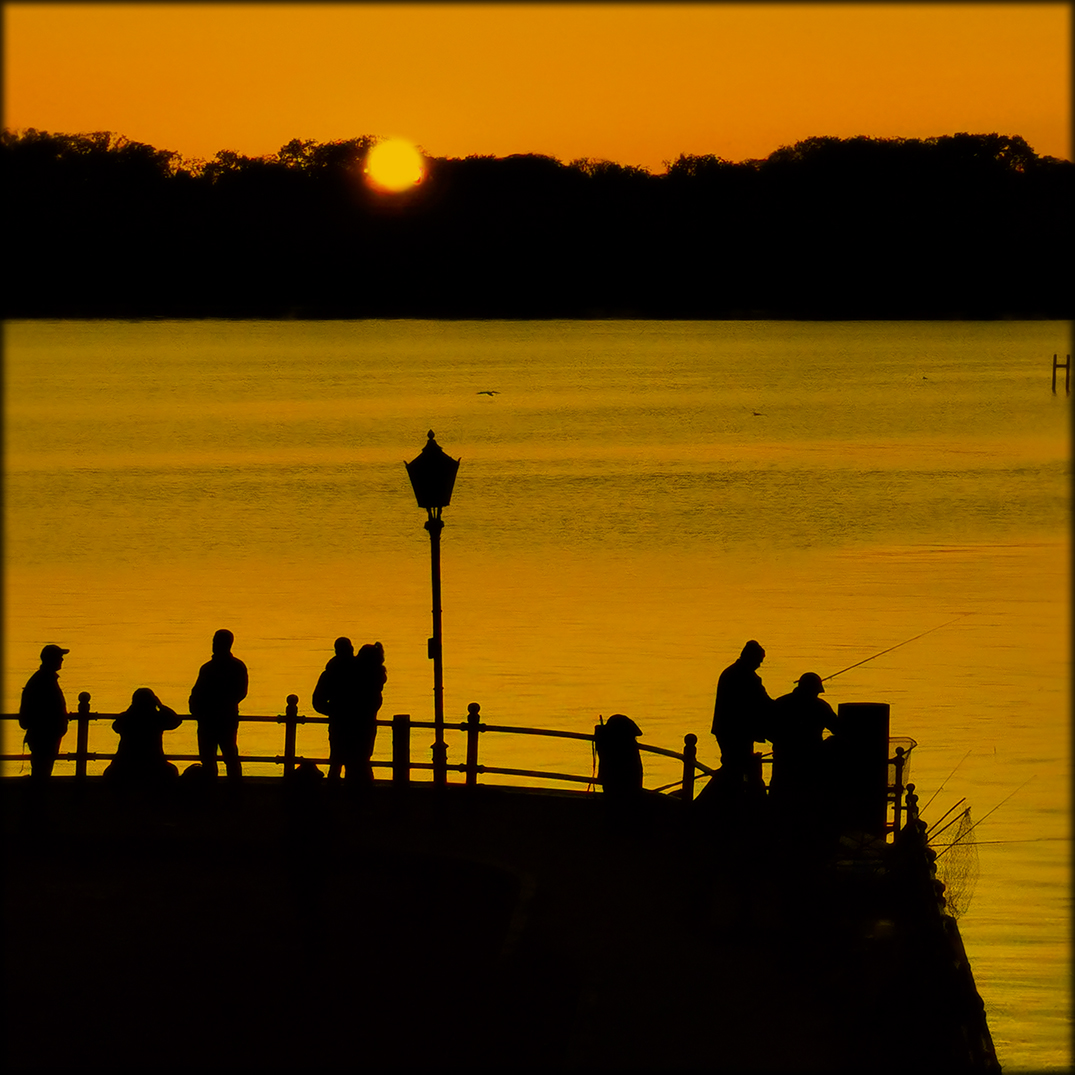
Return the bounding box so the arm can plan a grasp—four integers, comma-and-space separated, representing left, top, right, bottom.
75, 692, 91, 781
892, 746, 906, 838
283, 694, 299, 778
681, 733, 697, 805
392, 714, 411, 786
899, 782, 918, 843
465, 702, 481, 787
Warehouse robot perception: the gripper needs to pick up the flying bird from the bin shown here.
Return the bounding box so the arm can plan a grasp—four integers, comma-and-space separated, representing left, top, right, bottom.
477, 390, 500, 396
752, 410, 766, 416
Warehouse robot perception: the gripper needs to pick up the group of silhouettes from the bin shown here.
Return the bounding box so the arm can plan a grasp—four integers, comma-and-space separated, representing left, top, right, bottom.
21, 632, 838, 807
17, 630, 386, 788
595, 639, 842, 812
713, 636, 838, 808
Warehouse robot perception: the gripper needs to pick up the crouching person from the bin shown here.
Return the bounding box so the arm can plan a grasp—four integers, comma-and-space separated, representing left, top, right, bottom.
595, 714, 644, 803
104, 688, 183, 787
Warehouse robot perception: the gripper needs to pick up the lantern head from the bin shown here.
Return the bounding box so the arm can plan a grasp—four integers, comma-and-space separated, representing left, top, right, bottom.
405, 430, 460, 511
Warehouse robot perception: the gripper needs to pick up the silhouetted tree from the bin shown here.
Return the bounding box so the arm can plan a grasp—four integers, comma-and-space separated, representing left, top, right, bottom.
2, 128, 1071, 318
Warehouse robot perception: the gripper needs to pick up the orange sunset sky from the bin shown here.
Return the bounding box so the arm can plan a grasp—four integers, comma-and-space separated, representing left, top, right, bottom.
3, 3, 1071, 170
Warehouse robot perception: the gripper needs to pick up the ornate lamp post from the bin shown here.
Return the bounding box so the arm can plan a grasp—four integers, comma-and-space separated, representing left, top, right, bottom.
405, 430, 460, 786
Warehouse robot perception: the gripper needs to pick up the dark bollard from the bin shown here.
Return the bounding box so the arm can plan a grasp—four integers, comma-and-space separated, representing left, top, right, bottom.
392, 714, 411, 786
75, 692, 91, 781
465, 702, 481, 787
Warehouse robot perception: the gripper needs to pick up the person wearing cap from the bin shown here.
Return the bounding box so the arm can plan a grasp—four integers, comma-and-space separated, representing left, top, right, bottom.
711, 640, 773, 794
19, 644, 71, 779
188, 629, 248, 783
767, 671, 840, 810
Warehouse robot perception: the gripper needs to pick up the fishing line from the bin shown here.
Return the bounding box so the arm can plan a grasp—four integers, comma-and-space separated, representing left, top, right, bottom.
933, 836, 1068, 846
821, 613, 970, 683
921, 750, 973, 814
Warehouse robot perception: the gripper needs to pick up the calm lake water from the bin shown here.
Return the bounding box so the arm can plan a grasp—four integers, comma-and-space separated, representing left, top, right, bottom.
3, 319, 1070, 1070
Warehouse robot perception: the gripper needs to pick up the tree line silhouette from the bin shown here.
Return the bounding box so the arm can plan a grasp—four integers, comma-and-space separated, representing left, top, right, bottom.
3, 128, 1071, 319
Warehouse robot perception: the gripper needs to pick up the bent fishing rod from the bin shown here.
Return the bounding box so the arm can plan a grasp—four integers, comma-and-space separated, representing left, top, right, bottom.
821, 613, 970, 683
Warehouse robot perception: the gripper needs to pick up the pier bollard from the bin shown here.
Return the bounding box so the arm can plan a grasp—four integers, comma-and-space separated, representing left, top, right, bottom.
282, 695, 299, 778
75, 692, 91, 781
392, 714, 411, 786
465, 702, 481, 787
681, 733, 697, 805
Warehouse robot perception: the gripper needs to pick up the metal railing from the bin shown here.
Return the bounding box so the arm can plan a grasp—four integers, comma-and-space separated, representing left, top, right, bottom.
1, 693, 715, 797
2, 694, 915, 831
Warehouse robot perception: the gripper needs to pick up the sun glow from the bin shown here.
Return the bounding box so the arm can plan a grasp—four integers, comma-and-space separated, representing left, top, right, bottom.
365, 138, 425, 192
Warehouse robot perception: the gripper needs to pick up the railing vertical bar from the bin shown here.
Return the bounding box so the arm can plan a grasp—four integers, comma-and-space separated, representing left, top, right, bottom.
75, 692, 91, 781
282, 695, 299, 778
465, 702, 481, 787
681, 733, 697, 805
393, 714, 411, 786
892, 747, 906, 838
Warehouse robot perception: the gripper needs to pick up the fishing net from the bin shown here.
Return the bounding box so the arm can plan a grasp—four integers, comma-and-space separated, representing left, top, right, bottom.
936, 807, 979, 919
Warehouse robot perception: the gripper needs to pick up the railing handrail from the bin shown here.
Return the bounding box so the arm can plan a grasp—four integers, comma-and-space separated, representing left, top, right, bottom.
0, 702, 913, 829
0, 702, 712, 797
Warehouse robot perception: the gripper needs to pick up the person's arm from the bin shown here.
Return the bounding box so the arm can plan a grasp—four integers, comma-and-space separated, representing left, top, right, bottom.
188, 668, 203, 717
236, 660, 249, 705
311, 671, 331, 716
158, 703, 182, 731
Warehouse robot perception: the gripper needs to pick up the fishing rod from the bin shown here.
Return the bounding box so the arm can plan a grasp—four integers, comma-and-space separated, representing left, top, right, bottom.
821, 614, 970, 683
928, 804, 971, 844
926, 797, 967, 838
933, 776, 1036, 860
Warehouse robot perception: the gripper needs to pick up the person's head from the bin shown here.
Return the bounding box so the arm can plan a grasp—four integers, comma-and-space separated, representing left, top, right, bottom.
131, 687, 158, 710
740, 640, 765, 669
212, 629, 234, 656
333, 637, 354, 658
40, 644, 69, 671
794, 672, 825, 696
357, 642, 384, 666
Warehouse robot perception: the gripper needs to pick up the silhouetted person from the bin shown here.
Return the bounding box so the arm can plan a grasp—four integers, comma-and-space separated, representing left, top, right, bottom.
189, 629, 247, 783
313, 638, 386, 784
767, 673, 840, 812
103, 688, 183, 786
19, 645, 70, 780
594, 714, 644, 799
711, 640, 772, 796
353, 642, 387, 785
313, 637, 357, 780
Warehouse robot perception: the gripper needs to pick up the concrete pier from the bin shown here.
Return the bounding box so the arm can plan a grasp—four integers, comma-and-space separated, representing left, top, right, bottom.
3, 777, 998, 1072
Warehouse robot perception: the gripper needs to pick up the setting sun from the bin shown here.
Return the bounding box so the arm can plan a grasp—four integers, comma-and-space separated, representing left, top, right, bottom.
365, 138, 424, 192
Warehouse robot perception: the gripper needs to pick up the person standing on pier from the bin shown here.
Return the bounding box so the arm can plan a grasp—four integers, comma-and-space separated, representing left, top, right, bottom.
313, 636, 359, 780
766, 672, 840, 812
354, 642, 387, 785
711, 640, 772, 795
189, 629, 248, 783
313, 638, 386, 784
19, 644, 70, 780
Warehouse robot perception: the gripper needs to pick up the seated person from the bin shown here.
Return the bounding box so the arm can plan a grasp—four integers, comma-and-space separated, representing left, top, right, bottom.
103, 688, 183, 785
